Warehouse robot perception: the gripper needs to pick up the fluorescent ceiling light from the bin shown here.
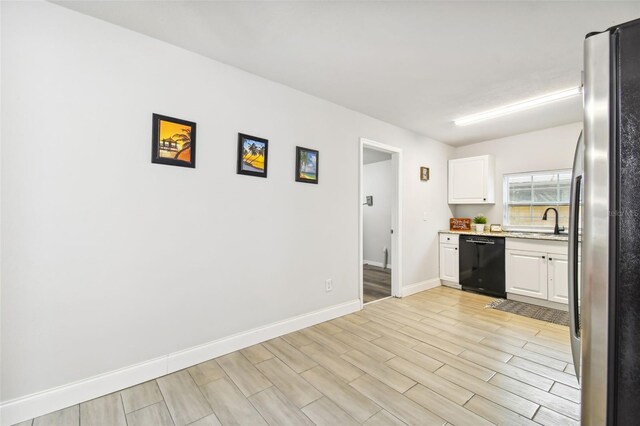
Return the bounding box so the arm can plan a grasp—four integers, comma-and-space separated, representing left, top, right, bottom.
454, 87, 582, 126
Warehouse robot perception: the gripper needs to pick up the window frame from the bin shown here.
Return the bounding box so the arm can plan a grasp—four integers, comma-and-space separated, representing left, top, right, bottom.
502, 169, 572, 232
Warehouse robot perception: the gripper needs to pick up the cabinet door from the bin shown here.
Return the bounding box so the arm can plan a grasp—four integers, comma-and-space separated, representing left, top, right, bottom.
506, 249, 547, 299
448, 156, 487, 204
548, 254, 569, 304
439, 244, 459, 283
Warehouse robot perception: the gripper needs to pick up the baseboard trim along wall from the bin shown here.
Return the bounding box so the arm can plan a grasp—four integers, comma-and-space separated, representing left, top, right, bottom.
401, 278, 441, 297
0, 299, 361, 426
363, 260, 392, 269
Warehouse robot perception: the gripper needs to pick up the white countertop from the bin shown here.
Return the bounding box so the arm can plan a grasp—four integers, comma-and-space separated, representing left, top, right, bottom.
440, 229, 569, 242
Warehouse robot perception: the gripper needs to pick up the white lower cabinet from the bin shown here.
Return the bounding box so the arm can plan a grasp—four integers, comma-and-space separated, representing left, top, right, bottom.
505, 250, 548, 299
439, 233, 459, 284
547, 254, 569, 304
439, 244, 459, 283
505, 239, 569, 305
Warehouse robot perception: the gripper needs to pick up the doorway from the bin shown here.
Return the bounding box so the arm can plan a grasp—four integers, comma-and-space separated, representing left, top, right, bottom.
359, 138, 402, 306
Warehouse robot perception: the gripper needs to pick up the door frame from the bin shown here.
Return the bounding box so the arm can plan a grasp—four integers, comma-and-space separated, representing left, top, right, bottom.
359, 137, 402, 307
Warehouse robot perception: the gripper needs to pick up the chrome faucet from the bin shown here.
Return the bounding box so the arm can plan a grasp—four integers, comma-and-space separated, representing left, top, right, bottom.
542, 207, 563, 235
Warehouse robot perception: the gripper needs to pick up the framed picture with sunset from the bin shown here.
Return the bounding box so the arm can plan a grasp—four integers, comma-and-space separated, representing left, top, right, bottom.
295, 146, 319, 184
237, 133, 268, 178
151, 113, 196, 168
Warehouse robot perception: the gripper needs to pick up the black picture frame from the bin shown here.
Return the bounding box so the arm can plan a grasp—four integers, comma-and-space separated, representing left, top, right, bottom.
295, 146, 319, 184
237, 133, 269, 178
151, 113, 196, 168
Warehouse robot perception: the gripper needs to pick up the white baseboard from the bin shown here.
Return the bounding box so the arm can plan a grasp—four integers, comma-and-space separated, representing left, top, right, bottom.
441, 280, 461, 290
0, 299, 360, 426
401, 278, 441, 297
363, 260, 391, 269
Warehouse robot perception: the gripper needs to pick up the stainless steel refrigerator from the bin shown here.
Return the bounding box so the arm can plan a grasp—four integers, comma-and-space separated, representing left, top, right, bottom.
569, 18, 640, 425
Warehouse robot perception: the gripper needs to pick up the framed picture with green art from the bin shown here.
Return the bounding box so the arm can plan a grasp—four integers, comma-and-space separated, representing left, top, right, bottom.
237, 133, 268, 178
151, 113, 196, 168
295, 146, 319, 184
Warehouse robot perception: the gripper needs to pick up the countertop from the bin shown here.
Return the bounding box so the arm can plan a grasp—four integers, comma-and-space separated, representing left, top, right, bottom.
440, 229, 569, 242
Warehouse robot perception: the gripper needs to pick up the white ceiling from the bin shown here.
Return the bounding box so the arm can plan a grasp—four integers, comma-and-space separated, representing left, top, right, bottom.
54, 1, 640, 146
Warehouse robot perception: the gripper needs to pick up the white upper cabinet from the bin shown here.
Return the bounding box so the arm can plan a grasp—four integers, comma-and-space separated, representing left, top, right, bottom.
448, 155, 495, 204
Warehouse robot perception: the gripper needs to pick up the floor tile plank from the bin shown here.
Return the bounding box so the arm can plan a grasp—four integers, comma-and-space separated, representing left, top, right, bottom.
263, 337, 317, 373
79, 393, 127, 426
187, 360, 226, 387
412, 343, 496, 381
126, 401, 174, 426
300, 342, 364, 382
459, 350, 554, 391
300, 397, 360, 426
342, 350, 416, 393
333, 330, 395, 362
533, 406, 580, 426
550, 382, 581, 404
255, 357, 322, 408
217, 352, 272, 397
349, 374, 446, 426
199, 378, 266, 426
363, 410, 407, 426
157, 371, 213, 426
464, 395, 538, 426
33, 405, 79, 426
301, 366, 381, 423
372, 336, 443, 372
249, 387, 314, 426
121, 380, 164, 414
489, 373, 580, 420
240, 343, 274, 365
435, 364, 539, 417
405, 384, 494, 426
385, 357, 473, 405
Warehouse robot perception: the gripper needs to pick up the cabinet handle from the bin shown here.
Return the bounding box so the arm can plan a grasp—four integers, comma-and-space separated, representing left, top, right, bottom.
483, 198, 486, 201
455, 248, 458, 250
549, 257, 553, 261
542, 256, 546, 259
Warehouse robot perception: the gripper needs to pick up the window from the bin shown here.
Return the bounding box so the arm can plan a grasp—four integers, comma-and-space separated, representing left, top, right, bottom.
503, 170, 572, 229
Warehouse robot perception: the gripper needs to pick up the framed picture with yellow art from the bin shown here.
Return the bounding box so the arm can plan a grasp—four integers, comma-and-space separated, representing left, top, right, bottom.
237, 133, 268, 178
295, 146, 319, 184
151, 113, 196, 168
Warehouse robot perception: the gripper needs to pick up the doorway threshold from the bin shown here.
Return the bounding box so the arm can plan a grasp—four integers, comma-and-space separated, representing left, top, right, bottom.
364, 295, 393, 305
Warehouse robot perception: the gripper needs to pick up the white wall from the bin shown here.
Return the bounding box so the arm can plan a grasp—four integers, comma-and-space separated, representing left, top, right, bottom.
363, 159, 393, 267
453, 122, 582, 224
0, 0, 454, 410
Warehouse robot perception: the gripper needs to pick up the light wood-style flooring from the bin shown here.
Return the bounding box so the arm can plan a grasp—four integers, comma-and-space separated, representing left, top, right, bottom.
363, 264, 391, 303
15, 287, 580, 426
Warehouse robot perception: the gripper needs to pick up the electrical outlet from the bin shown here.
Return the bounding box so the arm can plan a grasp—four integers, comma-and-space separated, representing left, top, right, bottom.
325, 278, 333, 292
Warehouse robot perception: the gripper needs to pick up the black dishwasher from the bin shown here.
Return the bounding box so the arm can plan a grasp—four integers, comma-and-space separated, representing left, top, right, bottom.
459, 235, 505, 298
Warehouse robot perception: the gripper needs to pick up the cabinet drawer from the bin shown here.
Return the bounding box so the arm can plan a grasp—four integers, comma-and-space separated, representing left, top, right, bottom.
506, 238, 567, 255
439, 233, 459, 245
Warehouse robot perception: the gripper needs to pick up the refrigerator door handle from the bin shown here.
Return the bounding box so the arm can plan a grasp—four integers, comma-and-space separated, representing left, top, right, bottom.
568, 131, 583, 381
